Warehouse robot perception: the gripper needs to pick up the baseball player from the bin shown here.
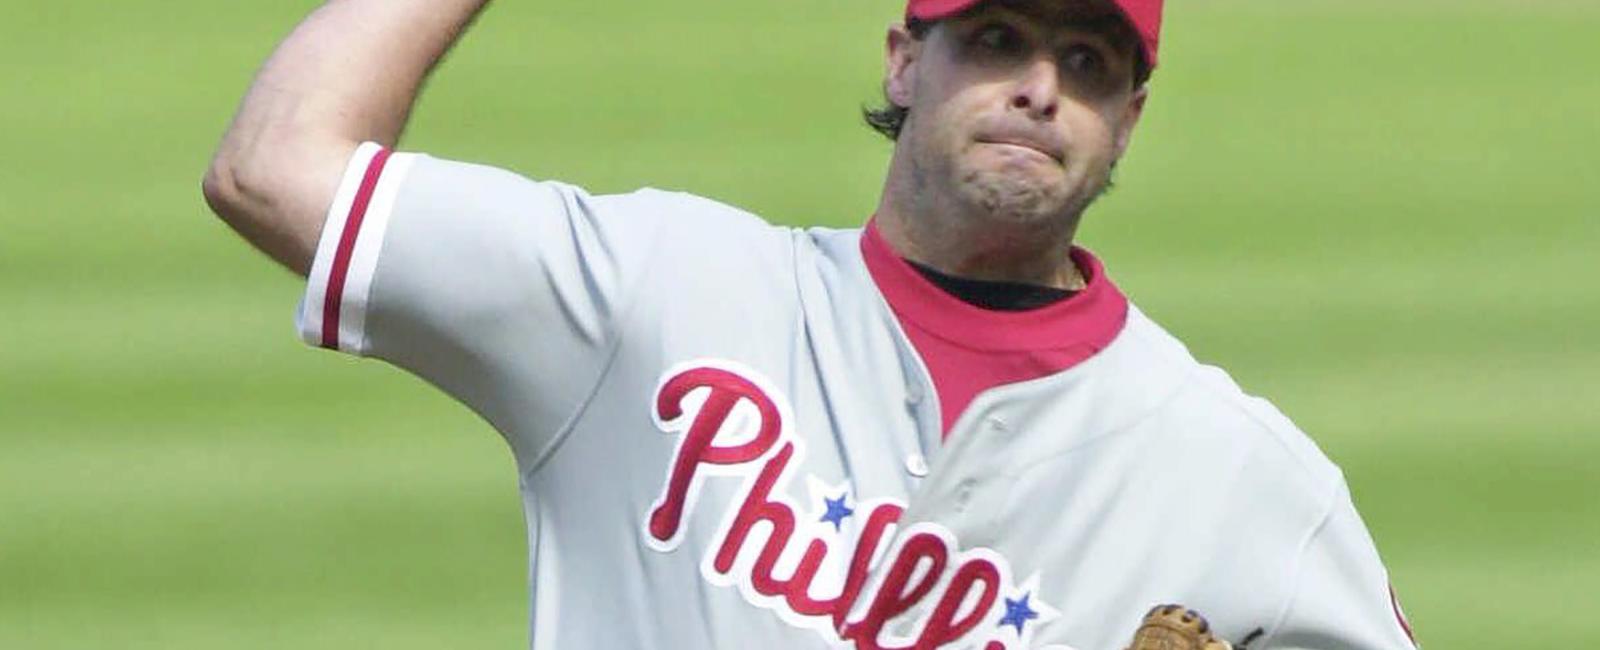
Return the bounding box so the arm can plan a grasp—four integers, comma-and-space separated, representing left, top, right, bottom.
203, 0, 1420, 648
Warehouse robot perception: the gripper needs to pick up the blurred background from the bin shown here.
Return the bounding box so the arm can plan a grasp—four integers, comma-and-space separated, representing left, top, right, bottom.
2, 0, 1596, 647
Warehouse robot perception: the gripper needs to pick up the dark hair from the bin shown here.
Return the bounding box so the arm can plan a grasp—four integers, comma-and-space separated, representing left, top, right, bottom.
862, 17, 1152, 141
862, 19, 934, 141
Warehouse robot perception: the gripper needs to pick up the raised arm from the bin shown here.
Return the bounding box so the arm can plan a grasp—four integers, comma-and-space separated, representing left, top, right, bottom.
202, 0, 491, 275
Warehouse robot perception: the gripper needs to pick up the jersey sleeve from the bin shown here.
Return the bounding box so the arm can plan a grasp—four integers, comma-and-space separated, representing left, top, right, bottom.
296, 142, 667, 465
1264, 481, 1420, 649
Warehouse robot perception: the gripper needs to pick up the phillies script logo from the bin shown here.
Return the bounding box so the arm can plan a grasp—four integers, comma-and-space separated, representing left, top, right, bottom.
642, 360, 1070, 650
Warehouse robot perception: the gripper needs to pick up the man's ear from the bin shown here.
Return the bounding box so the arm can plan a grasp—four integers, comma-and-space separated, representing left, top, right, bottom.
885, 23, 919, 108
1113, 87, 1149, 159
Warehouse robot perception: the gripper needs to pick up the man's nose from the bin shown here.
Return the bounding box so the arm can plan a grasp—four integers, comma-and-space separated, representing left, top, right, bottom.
1009, 57, 1061, 121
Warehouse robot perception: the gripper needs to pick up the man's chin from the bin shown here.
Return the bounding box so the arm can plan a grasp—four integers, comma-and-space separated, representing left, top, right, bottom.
955, 170, 1074, 225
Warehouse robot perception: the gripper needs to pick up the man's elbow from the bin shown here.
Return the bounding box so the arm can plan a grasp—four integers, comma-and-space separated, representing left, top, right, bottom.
198, 141, 330, 276
201, 157, 247, 225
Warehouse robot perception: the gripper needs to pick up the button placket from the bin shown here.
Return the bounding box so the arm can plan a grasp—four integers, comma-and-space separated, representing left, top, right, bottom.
902, 378, 941, 475
942, 408, 1019, 536
953, 478, 978, 513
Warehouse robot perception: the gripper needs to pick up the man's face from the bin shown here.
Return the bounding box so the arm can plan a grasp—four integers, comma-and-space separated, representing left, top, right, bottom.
887, 0, 1147, 229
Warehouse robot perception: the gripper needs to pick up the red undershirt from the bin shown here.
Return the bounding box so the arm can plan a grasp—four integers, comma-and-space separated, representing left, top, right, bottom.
860, 219, 1131, 437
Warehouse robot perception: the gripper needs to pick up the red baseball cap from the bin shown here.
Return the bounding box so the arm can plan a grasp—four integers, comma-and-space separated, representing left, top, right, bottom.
906, 0, 1163, 69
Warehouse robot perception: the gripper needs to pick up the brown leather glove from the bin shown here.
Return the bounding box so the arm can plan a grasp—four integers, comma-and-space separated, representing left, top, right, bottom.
1125, 604, 1233, 650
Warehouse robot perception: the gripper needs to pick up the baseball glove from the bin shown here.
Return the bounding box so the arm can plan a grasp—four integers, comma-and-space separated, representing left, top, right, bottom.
1125, 604, 1233, 650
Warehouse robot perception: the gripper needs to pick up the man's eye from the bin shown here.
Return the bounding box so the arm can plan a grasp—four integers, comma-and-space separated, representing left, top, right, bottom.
972, 25, 1022, 55
1059, 45, 1106, 75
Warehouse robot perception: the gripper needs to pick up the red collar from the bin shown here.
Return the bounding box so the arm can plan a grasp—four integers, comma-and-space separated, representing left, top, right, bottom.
861, 218, 1129, 354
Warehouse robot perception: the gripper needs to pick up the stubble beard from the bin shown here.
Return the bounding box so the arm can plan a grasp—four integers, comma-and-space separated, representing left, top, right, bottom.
960, 166, 1067, 226
915, 146, 1113, 234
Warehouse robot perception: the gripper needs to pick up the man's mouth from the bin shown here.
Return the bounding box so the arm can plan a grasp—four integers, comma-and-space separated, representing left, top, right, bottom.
975, 136, 1064, 164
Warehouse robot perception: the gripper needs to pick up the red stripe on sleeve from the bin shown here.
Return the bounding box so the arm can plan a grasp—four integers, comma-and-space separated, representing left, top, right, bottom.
1390, 584, 1417, 646
321, 147, 393, 350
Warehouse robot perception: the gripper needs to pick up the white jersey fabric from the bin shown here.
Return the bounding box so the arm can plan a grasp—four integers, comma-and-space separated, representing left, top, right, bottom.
297, 143, 1419, 650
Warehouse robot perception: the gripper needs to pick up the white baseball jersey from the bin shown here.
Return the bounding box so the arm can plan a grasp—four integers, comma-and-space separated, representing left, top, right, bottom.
296, 143, 1420, 650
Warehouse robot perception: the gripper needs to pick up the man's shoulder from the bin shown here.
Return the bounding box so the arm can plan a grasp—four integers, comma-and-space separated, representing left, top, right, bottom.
1116, 307, 1346, 494
402, 153, 788, 234
597, 186, 770, 226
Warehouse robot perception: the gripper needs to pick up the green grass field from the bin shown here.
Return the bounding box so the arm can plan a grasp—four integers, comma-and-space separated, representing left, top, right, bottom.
3, 0, 1597, 647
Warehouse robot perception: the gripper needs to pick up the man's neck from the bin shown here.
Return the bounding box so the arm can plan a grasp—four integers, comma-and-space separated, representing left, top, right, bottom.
873, 203, 1086, 292
905, 258, 1078, 311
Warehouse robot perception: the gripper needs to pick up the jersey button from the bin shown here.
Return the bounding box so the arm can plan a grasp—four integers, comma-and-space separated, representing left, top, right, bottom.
904, 453, 929, 478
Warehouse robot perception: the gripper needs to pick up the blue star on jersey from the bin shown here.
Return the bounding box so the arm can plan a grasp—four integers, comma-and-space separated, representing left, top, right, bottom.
819, 493, 854, 531
999, 593, 1041, 634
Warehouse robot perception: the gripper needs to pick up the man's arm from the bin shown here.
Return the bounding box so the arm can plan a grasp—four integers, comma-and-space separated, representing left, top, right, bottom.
1263, 482, 1419, 649
201, 0, 491, 275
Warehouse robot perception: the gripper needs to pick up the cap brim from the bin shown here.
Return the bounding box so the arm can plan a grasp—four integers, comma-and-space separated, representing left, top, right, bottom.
906, 0, 1156, 69
906, 0, 984, 21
